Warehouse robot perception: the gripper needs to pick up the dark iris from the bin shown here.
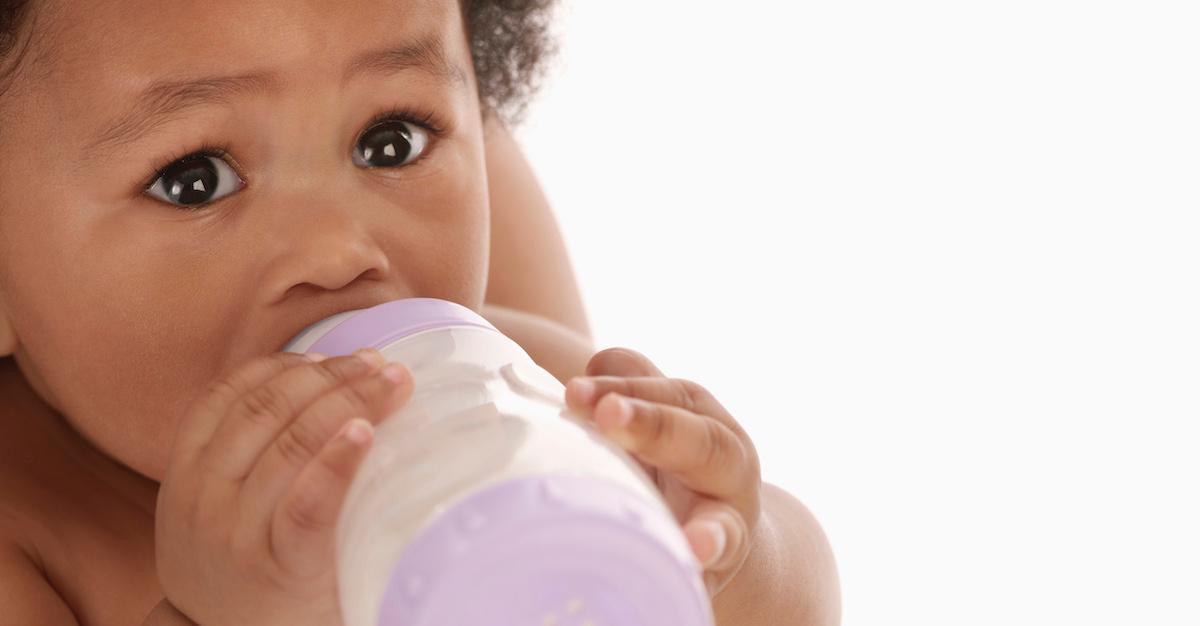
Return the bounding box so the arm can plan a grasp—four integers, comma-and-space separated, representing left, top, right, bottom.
159, 155, 219, 205
357, 120, 413, 167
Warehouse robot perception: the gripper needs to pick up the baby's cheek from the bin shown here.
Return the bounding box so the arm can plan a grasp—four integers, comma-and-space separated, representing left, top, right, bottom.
57, 346, 209, 483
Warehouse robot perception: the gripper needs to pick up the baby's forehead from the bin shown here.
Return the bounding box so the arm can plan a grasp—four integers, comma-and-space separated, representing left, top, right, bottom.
27, 0, 467, 101
8, 0, 472, 153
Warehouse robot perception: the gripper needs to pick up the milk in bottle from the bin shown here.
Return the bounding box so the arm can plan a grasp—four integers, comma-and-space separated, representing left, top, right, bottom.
282, 297, 714, 626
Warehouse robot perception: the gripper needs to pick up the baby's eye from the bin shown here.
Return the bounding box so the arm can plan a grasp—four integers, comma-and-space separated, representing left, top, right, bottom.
145, 152, 245, 209
351, 118, 429, 169
143, 115, 432, 211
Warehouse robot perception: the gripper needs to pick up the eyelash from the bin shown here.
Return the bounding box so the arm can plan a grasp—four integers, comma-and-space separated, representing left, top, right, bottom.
139, 104, 448, 195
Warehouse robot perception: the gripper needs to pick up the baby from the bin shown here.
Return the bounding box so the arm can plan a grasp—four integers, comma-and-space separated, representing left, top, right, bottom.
0, 1, 840, 625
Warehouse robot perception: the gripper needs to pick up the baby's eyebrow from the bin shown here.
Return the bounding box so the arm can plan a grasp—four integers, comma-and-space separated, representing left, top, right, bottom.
82, 33, 467, 161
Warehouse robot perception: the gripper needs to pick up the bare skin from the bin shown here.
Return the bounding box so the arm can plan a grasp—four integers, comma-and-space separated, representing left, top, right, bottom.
481, 112, 593, 343
0, 315, 595, 626
0, 1, 839, 624
0, 0, 594, 623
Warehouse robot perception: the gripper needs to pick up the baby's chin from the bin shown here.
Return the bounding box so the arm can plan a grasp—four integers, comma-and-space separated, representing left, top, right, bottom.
135, 408, 194, 484
135, 443, 172, 484
61, 394, 182, 486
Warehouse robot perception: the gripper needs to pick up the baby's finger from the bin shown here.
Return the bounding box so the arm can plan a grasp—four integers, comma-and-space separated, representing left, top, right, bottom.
242, 361, 412, 523
202, 349, 388, 481
681, 499, 752, 598
591, 392, 752, 499
584, 347, 666, 378
566, 375, 746, 441
269, 417, 374, 578
174, 351, 317, 464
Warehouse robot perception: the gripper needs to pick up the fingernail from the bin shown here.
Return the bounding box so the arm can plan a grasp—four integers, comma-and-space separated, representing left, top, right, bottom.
354, 348, 387, 368
305, 352, 328, 362
698, 520, 725, 568
381, 363, 408, 385
610, 395, 633, 427
339, 417, 372, 445
568, 377, 596, 404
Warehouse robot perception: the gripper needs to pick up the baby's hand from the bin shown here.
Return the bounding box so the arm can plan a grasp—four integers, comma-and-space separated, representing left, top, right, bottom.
155, 349, 413, 626
565, 348, 763, 599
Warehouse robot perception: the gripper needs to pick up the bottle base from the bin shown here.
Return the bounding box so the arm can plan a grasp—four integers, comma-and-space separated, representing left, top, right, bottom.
374, 473, 713, 626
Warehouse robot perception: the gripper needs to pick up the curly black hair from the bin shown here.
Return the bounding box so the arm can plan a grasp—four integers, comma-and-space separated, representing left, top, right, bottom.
0, 0, 560, 127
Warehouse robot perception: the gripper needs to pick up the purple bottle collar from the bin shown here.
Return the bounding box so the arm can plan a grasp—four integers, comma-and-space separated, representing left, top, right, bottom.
284, 298, 498, 357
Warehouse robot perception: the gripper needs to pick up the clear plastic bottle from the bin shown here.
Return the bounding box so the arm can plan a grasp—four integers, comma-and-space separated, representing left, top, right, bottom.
282, 298, 714, 626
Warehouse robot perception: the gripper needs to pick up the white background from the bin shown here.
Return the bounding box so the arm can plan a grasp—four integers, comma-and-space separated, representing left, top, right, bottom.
515, 1, 1200, 624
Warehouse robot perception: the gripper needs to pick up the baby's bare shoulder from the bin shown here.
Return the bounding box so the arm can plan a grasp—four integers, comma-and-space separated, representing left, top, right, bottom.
0, 476, 37, 559
0, 368, 107, 528
0, 400, 162, 625
0, 404, 61, 562
0, 408, 81, 624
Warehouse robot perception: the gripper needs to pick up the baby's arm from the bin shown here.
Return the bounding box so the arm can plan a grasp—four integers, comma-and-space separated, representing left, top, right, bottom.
479, 303, 595, 385
481, 111, 593, 343
712, 483, 841, 626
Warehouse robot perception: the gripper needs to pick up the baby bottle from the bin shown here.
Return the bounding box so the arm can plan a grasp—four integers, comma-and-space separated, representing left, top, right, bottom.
281, 297, 714, 626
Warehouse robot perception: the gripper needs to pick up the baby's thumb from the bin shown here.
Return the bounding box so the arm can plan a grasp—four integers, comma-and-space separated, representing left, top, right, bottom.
270, 418, 374, 576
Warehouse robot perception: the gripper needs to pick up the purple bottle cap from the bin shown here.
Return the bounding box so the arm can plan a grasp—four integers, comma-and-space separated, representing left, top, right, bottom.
283, 298, 498, 356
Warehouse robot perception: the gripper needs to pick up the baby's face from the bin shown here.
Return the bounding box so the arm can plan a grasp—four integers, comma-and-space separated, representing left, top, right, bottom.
0, 0, 489, 481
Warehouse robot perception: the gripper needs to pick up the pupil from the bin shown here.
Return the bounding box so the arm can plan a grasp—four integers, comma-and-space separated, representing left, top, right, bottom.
359, 121, 412, 167
163, 156, 218, 205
